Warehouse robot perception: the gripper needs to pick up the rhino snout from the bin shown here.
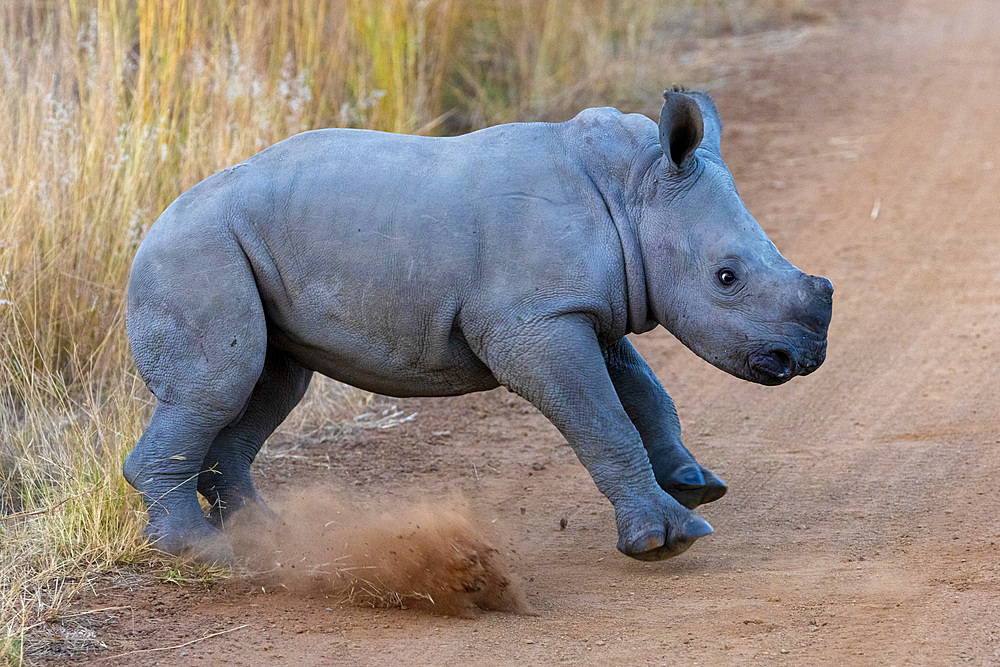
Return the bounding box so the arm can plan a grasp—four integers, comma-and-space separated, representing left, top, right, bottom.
749, 346, 823, 385
809, 274, 834, 299
750, 337, 828, 386
795, 338, 828, 376
794, 274, 834, 334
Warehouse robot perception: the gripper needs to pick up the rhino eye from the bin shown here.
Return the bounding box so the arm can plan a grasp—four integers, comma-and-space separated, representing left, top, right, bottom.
717, 268, 737, 287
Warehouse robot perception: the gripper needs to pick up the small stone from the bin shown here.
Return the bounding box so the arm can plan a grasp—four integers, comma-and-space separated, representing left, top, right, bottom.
525, 639, 535, 644
596, 640, 606, 646
780, 648, 789, 654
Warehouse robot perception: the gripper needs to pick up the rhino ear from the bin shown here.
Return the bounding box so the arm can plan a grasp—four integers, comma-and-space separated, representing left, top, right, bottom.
685, 90, 723, 156
658, 87, 705, 170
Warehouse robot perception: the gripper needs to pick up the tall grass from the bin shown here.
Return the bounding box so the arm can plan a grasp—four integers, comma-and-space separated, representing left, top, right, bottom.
0, 0, 809, 660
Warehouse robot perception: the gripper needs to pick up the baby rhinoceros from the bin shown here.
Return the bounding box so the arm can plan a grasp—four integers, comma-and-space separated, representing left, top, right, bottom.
124, 87, 833, 565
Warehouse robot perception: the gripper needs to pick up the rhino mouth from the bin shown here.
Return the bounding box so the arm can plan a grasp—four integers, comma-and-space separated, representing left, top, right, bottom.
749, 341, 827, 385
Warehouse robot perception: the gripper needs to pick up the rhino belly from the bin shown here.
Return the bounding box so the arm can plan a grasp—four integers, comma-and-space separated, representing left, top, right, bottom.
271, 331, 500, 397
264, 295, 500, 398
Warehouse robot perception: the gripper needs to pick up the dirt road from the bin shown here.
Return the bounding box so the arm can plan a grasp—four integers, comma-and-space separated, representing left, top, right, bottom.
76, 0, 1000, 663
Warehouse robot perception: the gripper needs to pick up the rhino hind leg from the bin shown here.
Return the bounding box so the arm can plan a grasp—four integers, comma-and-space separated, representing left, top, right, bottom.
124, 404, 246, 564
124, 238, 268, 564
199, 345, 312, 528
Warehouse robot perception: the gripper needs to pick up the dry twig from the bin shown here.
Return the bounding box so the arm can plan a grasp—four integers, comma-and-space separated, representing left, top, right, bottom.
97, 624, 249, 662
0, 494, 81, 522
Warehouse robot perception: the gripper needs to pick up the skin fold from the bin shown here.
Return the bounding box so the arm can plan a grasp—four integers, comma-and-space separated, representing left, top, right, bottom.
124, 87, 833, 564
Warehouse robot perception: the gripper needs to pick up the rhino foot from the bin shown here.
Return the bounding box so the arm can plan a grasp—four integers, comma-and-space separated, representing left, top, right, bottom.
614, 495, 713, 561
658, 464, 728, 510
204, 490, 278, 530
144, 519, 236, 566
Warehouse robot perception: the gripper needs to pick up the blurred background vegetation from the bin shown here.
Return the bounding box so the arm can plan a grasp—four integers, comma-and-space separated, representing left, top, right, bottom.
0, 0, 815, 660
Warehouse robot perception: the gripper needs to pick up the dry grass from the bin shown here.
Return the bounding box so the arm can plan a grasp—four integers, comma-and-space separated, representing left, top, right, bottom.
0, 0, 812, 661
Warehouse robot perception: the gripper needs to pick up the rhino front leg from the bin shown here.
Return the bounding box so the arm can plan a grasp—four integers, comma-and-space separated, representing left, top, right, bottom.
603, 338, 727, 509
475, 315, 712, 560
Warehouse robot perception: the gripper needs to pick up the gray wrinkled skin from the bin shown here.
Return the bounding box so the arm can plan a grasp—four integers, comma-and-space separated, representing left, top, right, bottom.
124, 88, 833, 564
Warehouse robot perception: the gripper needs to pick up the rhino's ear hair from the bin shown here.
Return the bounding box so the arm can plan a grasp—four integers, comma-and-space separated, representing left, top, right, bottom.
659, 88, 705, 170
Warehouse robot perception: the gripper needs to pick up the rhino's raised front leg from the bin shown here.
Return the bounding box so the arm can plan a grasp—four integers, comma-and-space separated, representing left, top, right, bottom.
198, 345, 313, 528
474, 314, 712, 560
603, 338, 727, 510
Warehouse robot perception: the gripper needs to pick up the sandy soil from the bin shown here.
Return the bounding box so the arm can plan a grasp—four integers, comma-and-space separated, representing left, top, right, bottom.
54, 0, 1000, 663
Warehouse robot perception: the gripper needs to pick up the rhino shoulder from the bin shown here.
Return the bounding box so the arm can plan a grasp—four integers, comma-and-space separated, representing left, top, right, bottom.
564, 107, 657, 147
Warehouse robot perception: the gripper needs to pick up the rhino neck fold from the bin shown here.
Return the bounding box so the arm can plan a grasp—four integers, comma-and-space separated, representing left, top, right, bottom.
616, 208, 657, 335
590, 150, 662, 336
560, 110, 665, 335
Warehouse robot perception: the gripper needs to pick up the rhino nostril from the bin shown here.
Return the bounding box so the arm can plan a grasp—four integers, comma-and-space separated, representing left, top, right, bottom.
753, 348, 795, 380
769, 349, 794, 376
749, 348, 800, 385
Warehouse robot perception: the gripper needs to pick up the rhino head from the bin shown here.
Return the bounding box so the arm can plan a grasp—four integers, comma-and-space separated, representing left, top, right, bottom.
638, 87, 833, 385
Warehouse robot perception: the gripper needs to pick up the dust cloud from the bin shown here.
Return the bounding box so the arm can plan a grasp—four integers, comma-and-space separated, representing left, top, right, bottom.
225, 487, 534, 618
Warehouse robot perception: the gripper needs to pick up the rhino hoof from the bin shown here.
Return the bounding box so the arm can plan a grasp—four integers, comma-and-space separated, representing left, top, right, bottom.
617, 514, 713, 562
674, 464, 706, 488
144, 524, 236, 566
699, 468, 728, 504
662, 466, 728, 510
